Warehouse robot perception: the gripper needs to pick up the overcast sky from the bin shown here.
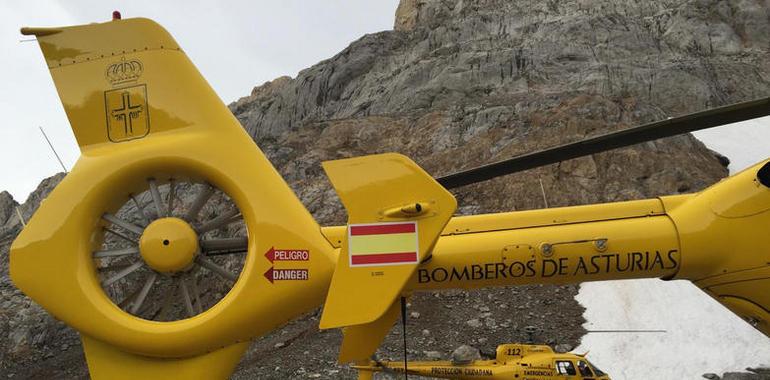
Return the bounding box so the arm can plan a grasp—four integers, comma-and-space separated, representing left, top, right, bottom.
0, 1, 768, 202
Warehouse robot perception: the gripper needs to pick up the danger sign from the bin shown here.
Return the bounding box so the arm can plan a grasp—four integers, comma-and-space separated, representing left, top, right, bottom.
265, 247, 310, 263
264, 268, 309, 283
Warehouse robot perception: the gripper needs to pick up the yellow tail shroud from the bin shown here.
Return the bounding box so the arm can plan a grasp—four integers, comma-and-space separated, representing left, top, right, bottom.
14, 17, 336, 378
319, 153, 456, 362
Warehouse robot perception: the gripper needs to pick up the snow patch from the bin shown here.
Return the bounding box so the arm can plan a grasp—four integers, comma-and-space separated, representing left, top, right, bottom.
576, 280, 770, 379
693, 116, 770, 174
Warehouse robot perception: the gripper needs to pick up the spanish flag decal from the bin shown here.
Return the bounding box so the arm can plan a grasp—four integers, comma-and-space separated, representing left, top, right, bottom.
348, 222, 420, 267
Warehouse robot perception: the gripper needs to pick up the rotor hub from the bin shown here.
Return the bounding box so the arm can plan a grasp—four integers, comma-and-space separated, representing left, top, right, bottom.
139, 217, 198, 273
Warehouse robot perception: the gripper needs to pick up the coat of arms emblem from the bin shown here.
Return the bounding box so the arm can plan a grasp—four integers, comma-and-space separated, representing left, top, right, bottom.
104, 84, 150, 142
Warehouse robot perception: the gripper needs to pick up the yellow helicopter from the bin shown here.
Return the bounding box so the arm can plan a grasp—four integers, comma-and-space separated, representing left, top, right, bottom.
9, 14, 770, 380
354, 343, 610, 380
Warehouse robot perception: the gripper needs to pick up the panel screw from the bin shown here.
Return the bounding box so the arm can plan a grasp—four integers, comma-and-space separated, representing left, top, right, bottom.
744, 316, 759, 327
595, 239, 608, 252
540, 243, 553, 257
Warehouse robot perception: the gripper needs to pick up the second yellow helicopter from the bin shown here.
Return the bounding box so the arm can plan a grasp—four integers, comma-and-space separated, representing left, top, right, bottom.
354, 343, 610, 380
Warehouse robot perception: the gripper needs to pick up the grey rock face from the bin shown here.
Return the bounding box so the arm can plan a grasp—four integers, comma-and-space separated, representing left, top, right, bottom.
232, 0, 769, 144
423, 350, 442, 360
0, 191, 17, 227
718, 370, 770, 380
0, 173, 85, 378
226, 0, 770, 229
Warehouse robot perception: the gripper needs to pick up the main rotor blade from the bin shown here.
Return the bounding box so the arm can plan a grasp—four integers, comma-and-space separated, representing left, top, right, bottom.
437, 96, 770, 189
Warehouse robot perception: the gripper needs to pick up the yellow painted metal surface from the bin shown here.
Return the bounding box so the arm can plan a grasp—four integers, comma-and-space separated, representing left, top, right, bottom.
321, 225, 346, 248
81, 335, 247, 380
21, 19, 184, 149
338, 300, 401, 363
666, 160, 770, 280
11, 17, 337, 375
139, 217, 198, 272
409, 213, 680, 290
319, 153, 456, 329
442, 197, 668, 236
665, 160, 770, 335
401, 160, 770, 337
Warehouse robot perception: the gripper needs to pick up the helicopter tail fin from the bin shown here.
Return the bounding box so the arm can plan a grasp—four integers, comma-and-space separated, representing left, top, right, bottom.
22, 17, 230, 150
319, 153, 456, 333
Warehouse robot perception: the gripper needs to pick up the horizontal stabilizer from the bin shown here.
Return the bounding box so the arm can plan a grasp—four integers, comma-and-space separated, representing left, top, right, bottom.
319, 153, 456, 329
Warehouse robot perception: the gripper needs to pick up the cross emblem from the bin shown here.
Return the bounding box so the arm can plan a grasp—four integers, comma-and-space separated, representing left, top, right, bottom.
104, 84, 149, 142
111, 91, 143, 135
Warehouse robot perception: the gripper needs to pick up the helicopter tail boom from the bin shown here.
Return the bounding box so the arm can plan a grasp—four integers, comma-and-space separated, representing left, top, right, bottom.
408, 159, 770, 336
408, 199, 682, 289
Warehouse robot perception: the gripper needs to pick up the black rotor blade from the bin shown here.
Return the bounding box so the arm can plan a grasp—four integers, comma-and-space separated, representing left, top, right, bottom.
437, 96, 770, 189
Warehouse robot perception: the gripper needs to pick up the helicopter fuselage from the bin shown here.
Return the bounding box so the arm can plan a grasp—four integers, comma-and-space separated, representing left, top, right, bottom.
353, 344, 611, 380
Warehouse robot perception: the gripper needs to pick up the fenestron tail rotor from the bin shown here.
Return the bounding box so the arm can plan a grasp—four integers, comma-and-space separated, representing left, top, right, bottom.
95, 178, 247, 321
12, 16, 339, 378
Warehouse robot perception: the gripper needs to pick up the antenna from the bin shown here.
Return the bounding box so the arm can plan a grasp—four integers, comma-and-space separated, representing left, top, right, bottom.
15, 206, 26, 227
538, 178, 549, 208
400, 296, 409, 380
39, 126, 69, 173
585, 329, 667, 333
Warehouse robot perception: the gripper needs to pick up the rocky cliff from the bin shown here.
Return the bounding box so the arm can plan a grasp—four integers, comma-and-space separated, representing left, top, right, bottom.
3, 0, 770, 378
229, 0, 769, 225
